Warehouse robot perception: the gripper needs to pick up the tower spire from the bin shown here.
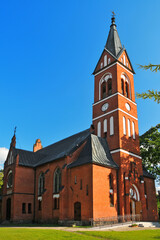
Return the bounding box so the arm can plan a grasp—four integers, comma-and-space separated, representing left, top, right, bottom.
105, 13, 122, 57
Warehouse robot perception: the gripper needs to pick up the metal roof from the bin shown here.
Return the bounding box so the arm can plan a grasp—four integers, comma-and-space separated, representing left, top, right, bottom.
67, 134, 118, 169
13, 129, 118, 170
14, 129, 91, 167
105, 16, 122, 58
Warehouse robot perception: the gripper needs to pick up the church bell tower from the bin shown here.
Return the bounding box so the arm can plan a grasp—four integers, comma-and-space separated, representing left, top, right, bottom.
92, 15, 147, 218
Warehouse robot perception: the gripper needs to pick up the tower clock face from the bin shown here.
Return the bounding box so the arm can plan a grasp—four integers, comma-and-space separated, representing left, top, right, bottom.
101, 103, 109, 111
125, 103, 131, 111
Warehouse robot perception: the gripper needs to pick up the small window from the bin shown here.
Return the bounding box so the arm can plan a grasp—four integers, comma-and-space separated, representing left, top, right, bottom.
103, 119, 107, 133
54, 198, 59, 209
97, 121, 101, 137
53, 168, 61, 194
121, 58, 123, 63
108, 79, 112, 96
121, 79, 124, 95
7, 171, 13, 188
22, 203, 26, 214
104, 55, 107, 67
28, 203, 32, 214
38, 172, 45, 196
125, 82, 129, 98
109, 174, 114, 207
75, 176, 77, 184
128, 119, 131, 137
101, 82, 106, 99
108, 58, 111, 64
80, 179, 82, 190
132, 122, 135, 139
86, 185, 88, 196
110, 116, 114, 136
38, 200, 42, 211
123, 117, 126, 135
100, 62, 103, 69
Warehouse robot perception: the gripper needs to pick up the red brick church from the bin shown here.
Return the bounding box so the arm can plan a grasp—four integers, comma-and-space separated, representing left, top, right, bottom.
2, 16, 158, 224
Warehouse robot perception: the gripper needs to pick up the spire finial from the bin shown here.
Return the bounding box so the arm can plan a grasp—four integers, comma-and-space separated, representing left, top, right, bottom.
111, 11, 116, 25
14, 126, 17, 136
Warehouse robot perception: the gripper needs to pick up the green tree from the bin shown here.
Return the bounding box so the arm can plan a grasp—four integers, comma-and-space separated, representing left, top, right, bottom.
139, 124, 160, 181
0, 170, 3, 190
136, 64, 160, 103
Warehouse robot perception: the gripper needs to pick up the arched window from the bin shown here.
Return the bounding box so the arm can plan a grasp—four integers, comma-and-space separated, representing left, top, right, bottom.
109, 174, 114, 206
121, 74, 131, 99
132, 122, 135, 139
110, 116, 114, 136
108, 79, 112, 96
125, 82, 129, 98
97, 121, 101, 137
128, 119, 131, 137
103, 119, 107, 133
53, 168, 61, 193
121, 79, 124, 95
100, 62, 103, 69
123, 116, 126, 135
101, 82, 106, 99
108, 58, 111, 64
38, 172, 45, 196
104, 55, 107, 67
7, 170, 13, 188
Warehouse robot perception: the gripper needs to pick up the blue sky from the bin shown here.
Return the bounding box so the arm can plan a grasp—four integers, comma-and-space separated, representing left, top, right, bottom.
0, 0, 159, 169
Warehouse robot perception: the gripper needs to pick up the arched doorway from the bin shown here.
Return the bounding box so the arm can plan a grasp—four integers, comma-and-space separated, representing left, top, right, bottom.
6, 198, 11, 220
129, 184, 142, 220
74, 202, 81, 221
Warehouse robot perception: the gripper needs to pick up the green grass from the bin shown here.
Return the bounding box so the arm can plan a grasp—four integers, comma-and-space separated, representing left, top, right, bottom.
0, 228, 94, 240
0, 228, 160, 240
80, 230, 160, 240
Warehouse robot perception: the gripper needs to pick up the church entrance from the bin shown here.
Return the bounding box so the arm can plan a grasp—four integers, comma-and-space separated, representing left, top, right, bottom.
129, 184, 142, 220
6, 198, 11, 220
74, 202, 81, 221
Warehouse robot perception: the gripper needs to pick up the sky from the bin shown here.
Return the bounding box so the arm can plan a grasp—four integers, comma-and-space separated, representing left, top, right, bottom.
0, 0, 159, 171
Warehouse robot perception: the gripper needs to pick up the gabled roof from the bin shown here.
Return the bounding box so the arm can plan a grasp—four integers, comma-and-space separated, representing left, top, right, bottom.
12, 128, 118, 170
105, 16, 122, 57
13, 129, 91, 168
67, 134, 118, 169
34, 129, 91, 167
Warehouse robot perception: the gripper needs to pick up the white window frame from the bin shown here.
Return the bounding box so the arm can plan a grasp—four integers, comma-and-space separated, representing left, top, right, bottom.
132, 121, 135, 139
128, 119, 131, 137
97, 121, 101, 137
110, 116, 114, 136
123, 116, 126, 135
103, 119, 107, 133
104, 55, 107, 67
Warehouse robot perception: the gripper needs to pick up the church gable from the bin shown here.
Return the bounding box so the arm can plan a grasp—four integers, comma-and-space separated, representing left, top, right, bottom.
93, 49, 115, 74
118, 49, 134, 73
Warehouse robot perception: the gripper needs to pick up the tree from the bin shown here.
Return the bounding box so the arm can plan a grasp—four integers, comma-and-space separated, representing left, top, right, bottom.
0, 170, 3, 190
139, 124, 160, 181
136, 64, 160, 103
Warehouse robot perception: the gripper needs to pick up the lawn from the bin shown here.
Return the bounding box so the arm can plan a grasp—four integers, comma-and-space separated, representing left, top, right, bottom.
0, 228, 160, 240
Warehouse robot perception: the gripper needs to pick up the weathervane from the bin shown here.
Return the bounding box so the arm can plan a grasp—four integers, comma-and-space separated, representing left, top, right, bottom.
112, 11, 116, 17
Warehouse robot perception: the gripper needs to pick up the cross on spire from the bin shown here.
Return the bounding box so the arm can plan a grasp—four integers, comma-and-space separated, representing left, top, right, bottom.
14, 126, 17, 135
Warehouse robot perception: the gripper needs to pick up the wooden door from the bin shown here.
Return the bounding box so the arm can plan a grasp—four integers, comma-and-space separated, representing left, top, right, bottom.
74, 202, 81, 221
